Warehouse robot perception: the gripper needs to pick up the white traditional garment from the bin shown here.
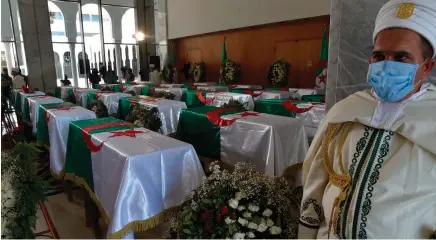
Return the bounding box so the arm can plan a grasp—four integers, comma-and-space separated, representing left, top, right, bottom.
47, 106, 96, 176
28, 96, 63, 133
205, 92, 255, 111
135, 98, 187, 134
289, 88, 325, 100
299, 85, 436, 239
253, 90, 290, 100
73, 88, 100, 108
99, 92, 131, 115
20, 91, 45, 111
88, 128, 204, 238
220, 112, 308, 177
124, 85, 147, 95
154, 87, 187, 101
196, 85, 228, 92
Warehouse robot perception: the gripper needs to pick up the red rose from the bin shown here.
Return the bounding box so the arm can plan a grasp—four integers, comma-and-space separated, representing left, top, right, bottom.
200, 210, 209, 222
216, 214, 222, 223
231, 213, 237, 220
204, 219, 213, 232
221, 206, 229, 216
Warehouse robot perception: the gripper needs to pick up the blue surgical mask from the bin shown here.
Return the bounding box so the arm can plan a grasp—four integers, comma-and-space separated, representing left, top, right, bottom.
367, 60, 426, 102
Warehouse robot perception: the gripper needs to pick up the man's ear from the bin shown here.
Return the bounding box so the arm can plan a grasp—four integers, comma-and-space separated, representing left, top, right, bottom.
423, 59, 435, 76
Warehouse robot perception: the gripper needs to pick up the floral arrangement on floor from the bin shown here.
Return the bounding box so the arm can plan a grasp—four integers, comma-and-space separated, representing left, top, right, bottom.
166, 162, 302, 239
267, 59, 290, 87
154, 91, 176, 100
191, 62, 206, 82
90, 100, 109, 118
220, 59, 241, 84
1, 143, 47, 239
125, 104, 162, 132
222, 99, 248, 111
162, 63, 176, 83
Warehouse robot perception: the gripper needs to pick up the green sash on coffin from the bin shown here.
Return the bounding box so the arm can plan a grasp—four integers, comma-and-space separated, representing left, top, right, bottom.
254, 99, 296, 118
112, 85, 122, 92
140, 86, 153, 96
64, 117, 135, 191
117, 96, 134, 120
36, 102, 74, 145
181, 90, 206, 108
176, 106, 241, 160
14, 91, 22, 113
22, 95, 34, 121
301, 94, 325, 103
55, 87, 61, 98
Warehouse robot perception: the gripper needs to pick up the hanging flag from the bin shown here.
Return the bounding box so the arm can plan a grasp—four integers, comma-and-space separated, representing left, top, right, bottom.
315, 25, 328, 89
221, 37, 227, 63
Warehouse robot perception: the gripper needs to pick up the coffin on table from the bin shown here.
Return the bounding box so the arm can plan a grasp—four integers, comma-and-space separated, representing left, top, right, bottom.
93, 83, 123, 92
206, 92, 255, 111
177, 106, 308, 176
196, 85, 228, 92
87, 92, 131, 115
123, 85, 152, 95
117, 96, 187, 134
181, 90, 206, 108
55, 86, 76, 100
28, 96, 63, 132
153, 87, 187, 101
36, 102, 75, 145
14, 90, 45, 115
74, 88, 99, 108
64, 117, 204, 238
289, 88, 325, 100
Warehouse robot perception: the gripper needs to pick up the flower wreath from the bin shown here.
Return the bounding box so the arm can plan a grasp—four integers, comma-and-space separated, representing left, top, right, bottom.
220, 59, 241, 84
125, 104, 162, 132
191, 61, 206, 83
267, 59, 290, 87
162, 63, 176, 83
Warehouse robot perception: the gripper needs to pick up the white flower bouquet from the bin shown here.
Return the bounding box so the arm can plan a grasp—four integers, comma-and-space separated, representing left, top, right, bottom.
167, 162, 302, 239
220, 59, 241, 84
267, 59, 290, 87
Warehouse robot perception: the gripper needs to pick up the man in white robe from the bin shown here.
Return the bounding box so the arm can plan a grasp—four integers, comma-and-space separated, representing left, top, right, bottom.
299, 0, 436, 238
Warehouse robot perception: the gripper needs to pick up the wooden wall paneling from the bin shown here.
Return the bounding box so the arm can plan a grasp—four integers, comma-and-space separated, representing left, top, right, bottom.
175, 16, 329, 87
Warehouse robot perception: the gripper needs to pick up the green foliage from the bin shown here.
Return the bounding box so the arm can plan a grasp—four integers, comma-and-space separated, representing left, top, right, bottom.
222, 99, 248, 111
1, 143, 47, 239
90, 100, 109, 118
125, 104, 162, 132
162, 63, 176, 83
154, 91, 175, 100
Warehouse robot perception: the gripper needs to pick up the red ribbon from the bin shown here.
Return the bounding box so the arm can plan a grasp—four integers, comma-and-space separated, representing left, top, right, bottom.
243, 90, 264, 97
206, 108, 238, 127
196, 91, 215, 104
81, 122, 133, 152
21, 84, 35, 93
282, 100, 313, 114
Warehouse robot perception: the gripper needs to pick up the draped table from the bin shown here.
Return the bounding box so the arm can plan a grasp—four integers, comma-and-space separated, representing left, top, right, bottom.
64, 117, 204, 238
289, 88, 325, 100
90, 92, 131, 115
55, 86, 76, 100
193, 82, 216, 86
28, 96, 63, 133
37, 104, 96, 177
206, 92, 255, 111
228, 84, 263, 90
196, 85, 228, 92
74, 88, 100, 108
159, 83, 184, 88
93, 84, 123, 92
117, 96, 187, 135
154, 87, 187, 101
181, 90, 207, 108
15, 90, 45, 115
177, 107, 308, 176
124, 84, 149, 95
252, 90, 290, 100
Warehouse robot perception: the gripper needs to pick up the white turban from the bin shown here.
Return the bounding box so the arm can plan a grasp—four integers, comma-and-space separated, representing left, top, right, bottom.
373, 0, 436, 58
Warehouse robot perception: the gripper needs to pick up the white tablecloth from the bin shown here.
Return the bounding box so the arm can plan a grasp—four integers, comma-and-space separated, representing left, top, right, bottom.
136, 98, 187, 134
47, 106, 96, 176
154, 87, 187, 101
124, 85, 147, 95
295, 102, 326, 139
73, 88, 100, 108
19, 91, 45, 111
220, 112, 308, 177
197, 86, 228, 92
159, 83, 184, 88
253, 90, 290, 100
206, 92, 255, 111
28, 96, 63, 133
231, 85, 263, 90
193, 82, 216, 86
99, 92, 131, 115
88, 128, 204, 238
289, 88, 325, 100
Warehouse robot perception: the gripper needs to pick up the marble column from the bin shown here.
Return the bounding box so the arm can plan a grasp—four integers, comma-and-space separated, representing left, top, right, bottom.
327, 0, 436, 111
17, 0, 56, 93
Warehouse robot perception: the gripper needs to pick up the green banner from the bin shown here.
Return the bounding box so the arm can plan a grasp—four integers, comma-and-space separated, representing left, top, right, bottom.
181, 90, 205, 108
65, 117, 135, 190
176, 106, 240, 160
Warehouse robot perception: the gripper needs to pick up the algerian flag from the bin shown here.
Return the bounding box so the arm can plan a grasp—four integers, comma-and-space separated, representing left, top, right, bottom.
221, 37, 227, 63
315, 26, 328, 89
